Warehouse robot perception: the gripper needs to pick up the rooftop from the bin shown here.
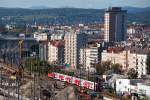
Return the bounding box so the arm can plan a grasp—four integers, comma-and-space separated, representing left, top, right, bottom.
50, 40, 64, 47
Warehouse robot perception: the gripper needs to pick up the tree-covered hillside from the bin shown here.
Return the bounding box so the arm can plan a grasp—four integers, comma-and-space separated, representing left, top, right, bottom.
0, 7, 149, 25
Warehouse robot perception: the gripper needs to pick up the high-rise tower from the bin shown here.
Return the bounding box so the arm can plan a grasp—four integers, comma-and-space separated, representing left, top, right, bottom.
104, 7, 127, 42
64, 30, 87, 69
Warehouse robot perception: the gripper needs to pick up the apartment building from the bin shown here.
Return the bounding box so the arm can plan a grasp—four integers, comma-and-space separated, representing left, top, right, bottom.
101, 48, 148, 77
64, 30, 87, 69
80, 44, 100, 71
104, 7, 127, 42
48, 40, 64, 64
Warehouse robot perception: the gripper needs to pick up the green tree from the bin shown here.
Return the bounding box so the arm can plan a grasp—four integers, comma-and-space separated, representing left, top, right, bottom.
146, 52, 150, 75
111, 63, 122, 74
96, 61, 111, 75
25, 58, 49, 75
127, 68, 138, 79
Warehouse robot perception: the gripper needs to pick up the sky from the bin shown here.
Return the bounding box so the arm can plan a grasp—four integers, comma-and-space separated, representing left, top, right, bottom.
0, 0, 150, 9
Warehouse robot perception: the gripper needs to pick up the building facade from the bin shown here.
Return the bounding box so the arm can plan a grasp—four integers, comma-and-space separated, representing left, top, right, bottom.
116, 79, 150, 99
80, 45, 100, 71
101, 49, 148, 77
104, 7, 127, 42
50, 33, 64, 40
48, 40, 64, 64
33, 32, 47, 41
64, 30, 87, 69
39, 41, 48, 61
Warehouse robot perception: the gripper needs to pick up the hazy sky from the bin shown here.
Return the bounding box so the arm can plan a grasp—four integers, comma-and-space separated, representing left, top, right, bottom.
0, 0, 150, 9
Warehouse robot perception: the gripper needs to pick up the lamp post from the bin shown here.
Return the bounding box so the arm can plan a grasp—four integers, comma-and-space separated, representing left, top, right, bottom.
0, 66, 2, 88
94, 59, 98, 92
30, 52, 36, 100
87, 66, 90, 80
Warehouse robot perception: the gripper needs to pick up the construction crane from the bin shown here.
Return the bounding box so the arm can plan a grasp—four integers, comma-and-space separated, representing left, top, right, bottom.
17, 39, 24, 79
1, 39, 25, 80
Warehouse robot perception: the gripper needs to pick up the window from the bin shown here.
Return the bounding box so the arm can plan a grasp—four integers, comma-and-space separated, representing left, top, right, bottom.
119, 81, 121, 84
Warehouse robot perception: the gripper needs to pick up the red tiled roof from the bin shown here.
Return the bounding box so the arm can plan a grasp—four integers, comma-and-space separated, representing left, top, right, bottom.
107, 47, 124, 53
50, 40, 64, 47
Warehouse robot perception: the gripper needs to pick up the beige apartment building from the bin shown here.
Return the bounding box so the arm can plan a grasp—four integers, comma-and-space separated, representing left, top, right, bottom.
101, 49, 147, 77
80, 46, 99, 71
64, 30, 87, 69
48, 40, 64, 64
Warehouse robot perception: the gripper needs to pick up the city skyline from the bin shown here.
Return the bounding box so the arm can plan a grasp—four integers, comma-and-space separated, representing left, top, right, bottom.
0, 0, 150, 9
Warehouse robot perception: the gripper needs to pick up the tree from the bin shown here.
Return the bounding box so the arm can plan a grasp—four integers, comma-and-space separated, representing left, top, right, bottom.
96, 61, 111, 75
25, 58, 49, 75
111, 63, 122, 74
146, 52, 150, 75
127, 68, 138, 79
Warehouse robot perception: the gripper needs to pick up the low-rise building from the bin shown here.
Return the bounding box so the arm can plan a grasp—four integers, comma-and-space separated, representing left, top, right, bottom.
50, 33, 64, 40
33, 32, 47, 41
116, 79, 150, 99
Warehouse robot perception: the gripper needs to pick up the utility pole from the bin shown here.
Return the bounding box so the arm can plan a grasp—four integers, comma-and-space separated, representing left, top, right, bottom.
31, 81, 33, 99
94, 59, 97, 92
38, 59, 41, 100
8, 79, 10, 100
17, 77, 20, 100
33, 74, 35, 100
87, 67, 89, 80
16, 39, 24, 100
19, 40, 24, 79
0, 66, 2, 88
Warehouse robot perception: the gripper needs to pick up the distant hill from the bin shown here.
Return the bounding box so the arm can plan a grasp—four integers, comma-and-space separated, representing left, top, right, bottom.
0, 7, 149, 25
123, 7, 150, 13
123, 7, 150, 24
29, 6, 51, 9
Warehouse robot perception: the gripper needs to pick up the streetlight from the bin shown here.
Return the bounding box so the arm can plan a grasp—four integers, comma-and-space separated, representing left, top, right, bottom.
94, 59, 98, 92
30, 52, 36, 100
87, 66, 90, 80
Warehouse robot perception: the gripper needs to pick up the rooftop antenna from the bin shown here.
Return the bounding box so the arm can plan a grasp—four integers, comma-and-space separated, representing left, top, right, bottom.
35, 21, 37, 27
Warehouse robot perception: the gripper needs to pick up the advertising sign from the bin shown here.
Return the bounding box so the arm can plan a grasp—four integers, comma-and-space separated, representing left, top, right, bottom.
48, 72, 96, 90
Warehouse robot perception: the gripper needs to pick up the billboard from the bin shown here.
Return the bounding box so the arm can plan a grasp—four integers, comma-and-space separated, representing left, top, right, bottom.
48, 72, 96, 90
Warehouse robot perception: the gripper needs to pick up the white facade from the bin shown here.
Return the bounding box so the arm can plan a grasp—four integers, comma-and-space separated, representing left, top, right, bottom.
48, 41, 64, 64
104, 13, 110, 42
127, 28, 136, 35
137, 83, 150, 97
33, 32, 47, 41
116, 79, 150, 97
137, 54, 147, 77
64, 30, 87, 69
48, 43, 58, 63
80, 46, 99, 71
116, 79, 130, 94
101, 50, 148, 77
51, 33, 64, 40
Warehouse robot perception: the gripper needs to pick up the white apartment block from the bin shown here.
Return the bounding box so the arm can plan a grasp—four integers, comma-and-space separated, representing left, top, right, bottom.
116, 79, 150, 99
80, 46, 99, 71
50, 33, 64, 40
101, 50, 148, 77
64, 30, 87, 69
33, 32, 47, 41
136, 54, 147, 77
48, 40, 64, 64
